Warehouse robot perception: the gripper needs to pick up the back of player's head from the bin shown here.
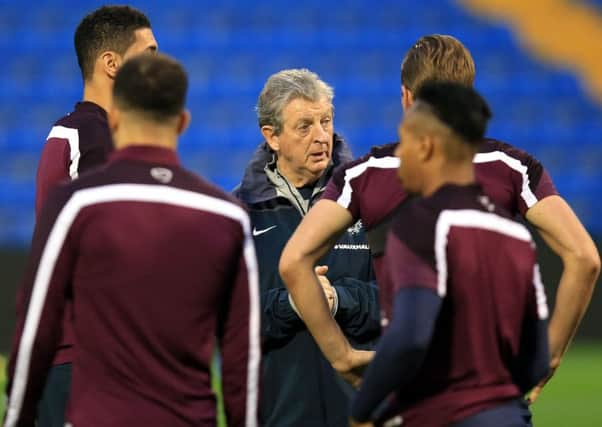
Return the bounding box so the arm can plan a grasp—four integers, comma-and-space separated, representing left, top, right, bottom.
113, 53, 188, 122
75, 5, 151, 80
414, 81, 492, 145
256, 68, 334, 135
401, 35, 475, 93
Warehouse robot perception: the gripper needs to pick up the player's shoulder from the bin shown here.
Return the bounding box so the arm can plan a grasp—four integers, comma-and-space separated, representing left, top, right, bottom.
64, 164, 248, 228
333, 141, 399, 177
368, 141, 399, 159
354, 141, 399, 165
391, 185, 513, 244
49, 103, 109, 139
429, 186, 532, 242
175, 167, 249, 217
476, 137, 541, 165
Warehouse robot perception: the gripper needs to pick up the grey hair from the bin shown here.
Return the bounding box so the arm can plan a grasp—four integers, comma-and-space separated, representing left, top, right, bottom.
256, 68, 334, 135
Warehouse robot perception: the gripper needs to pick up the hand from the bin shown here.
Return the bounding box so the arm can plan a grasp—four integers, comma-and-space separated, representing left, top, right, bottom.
315, 265, 336, 313
349, 418, 374, 427
288, 265, 336, 318
336, 348, 374, 388
526, 364, 558, 404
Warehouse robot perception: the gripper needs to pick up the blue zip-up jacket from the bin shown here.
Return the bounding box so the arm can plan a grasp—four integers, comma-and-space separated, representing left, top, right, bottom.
234, 135, 380, 427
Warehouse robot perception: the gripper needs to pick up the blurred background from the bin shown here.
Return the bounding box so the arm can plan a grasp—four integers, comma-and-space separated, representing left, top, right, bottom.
0, 0, 600, 425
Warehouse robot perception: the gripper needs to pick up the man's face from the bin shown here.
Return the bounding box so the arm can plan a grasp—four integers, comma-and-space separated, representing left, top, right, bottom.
270, 97, 334, 184
123, 28, 158, 60
395, 118, 424, 195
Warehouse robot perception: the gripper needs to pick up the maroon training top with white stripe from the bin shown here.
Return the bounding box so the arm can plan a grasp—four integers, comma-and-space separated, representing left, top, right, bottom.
380, 184, 548, 426
35, 101, 113, 366
36, 101, 113, 217
322, 139, 558, 286
6, 146, 260, 427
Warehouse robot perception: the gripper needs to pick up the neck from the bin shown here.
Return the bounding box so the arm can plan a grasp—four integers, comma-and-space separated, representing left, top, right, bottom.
82, 76, 113, 113
276, 159, 321, 188
114, 121, 178, 151
421, 161, 475, 197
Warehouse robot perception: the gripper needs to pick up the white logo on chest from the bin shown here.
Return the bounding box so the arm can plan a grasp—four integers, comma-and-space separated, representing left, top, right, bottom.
253, 225, 277, 236
347, 220, 363, 235
150, 167, 173, 184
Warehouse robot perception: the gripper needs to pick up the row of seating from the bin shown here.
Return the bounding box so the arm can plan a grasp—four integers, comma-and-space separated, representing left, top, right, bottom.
0, 0, 600, 244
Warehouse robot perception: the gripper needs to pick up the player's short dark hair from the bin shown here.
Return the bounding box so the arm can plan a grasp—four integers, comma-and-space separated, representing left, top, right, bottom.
74, 5, 151, 80
415, 81, 492, 143
113, 53, 188, 121
401, 35, 475, 93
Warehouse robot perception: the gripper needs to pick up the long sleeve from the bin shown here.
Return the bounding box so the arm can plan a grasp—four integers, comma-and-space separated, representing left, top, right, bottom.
261, 280, 305, 347
351, 288, 442, 422
333, 278, 381, 342
35, 138, 71, 219
219, 234, 260, 427
5, 189, 75, 427
512, 264, 550, 393
513, 316, 549, 394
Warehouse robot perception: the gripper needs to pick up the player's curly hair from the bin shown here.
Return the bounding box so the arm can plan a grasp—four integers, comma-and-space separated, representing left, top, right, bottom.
401, 35, 476, 93
74, 5, 151, 80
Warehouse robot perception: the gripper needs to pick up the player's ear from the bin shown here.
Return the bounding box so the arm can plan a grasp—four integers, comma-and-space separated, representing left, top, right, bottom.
402, 85, 414, 111
418, 135, 435, 162
100, 51, 120, 79
261, 125, 279, 152
177, 110, 191, 135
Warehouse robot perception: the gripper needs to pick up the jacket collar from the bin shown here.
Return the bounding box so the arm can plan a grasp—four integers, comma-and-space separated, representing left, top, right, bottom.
75, 101, 108, 119
234, 133, 352, 205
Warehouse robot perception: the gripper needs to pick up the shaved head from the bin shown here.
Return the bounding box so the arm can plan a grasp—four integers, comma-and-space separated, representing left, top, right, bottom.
395, 82, 492, 196
402, 102, 474, 163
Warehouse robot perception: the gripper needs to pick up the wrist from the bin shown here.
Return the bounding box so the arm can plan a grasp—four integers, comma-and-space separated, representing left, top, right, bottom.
331, 346, 353, 373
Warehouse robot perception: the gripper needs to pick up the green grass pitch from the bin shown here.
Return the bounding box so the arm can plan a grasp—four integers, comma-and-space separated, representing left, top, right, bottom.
1, 342, 601, 426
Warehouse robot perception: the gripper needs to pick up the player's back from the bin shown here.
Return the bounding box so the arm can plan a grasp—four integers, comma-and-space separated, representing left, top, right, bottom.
384, 184, 547, 426
323, 138, 557, 291
53, 147, 258, 426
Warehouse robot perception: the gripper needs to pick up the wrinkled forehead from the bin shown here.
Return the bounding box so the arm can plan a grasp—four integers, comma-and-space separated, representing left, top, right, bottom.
283, 96, 333, 120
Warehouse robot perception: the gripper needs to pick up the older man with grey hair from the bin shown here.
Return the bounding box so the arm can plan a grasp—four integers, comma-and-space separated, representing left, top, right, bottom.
234, 69, 380, 427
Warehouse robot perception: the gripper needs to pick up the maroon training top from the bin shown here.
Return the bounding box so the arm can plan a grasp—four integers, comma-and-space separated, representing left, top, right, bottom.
34, 101, 113, 366
7, 146, 260, 427
322, 139, 558, 292
381, 184, 549, 426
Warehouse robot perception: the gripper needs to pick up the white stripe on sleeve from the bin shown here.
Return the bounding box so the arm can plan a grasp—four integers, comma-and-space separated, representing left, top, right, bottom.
337, 156, 400, 209
473, 151, 538, 209
47, 126, 81, 180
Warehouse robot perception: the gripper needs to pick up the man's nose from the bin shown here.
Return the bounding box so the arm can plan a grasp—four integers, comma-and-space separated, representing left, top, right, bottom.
313, 122, 330, 144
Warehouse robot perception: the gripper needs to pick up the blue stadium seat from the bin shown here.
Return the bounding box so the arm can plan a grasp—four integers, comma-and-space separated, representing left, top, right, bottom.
0, 0, 601, 245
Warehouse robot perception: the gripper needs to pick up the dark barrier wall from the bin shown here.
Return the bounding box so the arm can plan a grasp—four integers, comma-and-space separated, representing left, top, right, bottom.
0, 239, 601, 353
0, 248, 28, 353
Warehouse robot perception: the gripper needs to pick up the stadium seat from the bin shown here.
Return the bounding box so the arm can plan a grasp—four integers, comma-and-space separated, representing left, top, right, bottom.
0, 0, 601, 245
